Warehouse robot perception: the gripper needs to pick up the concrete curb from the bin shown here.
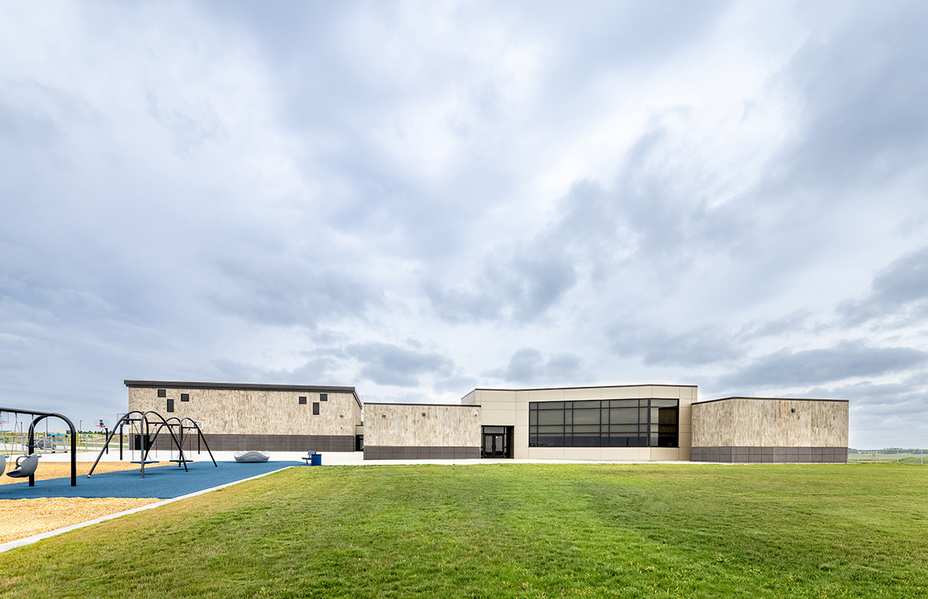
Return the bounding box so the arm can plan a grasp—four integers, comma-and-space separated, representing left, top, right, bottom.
0, 465, 295, 554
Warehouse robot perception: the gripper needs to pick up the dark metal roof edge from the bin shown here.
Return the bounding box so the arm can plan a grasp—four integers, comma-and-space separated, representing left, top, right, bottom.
363, 402, 481, 408
124, 380, 362, 409
693, 396, 849, 406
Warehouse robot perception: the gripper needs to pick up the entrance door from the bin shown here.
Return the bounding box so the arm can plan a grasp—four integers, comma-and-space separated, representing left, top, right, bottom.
481, 426, 513, 458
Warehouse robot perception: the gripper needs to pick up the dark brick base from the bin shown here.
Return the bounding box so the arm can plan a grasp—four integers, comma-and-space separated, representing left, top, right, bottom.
691, 446, 848, 463
364, 446, 480, 460
134, 433, 356, 452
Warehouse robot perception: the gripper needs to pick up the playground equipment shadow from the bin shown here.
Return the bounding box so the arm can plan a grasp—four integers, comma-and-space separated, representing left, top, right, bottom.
0, 461, 300, 500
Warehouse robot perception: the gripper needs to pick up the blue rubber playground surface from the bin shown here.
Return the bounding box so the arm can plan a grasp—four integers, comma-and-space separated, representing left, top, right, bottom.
0, 461, 300, 499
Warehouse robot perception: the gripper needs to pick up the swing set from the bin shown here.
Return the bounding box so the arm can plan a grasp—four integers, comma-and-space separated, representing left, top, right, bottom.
87, 410, 216, 478
0, 406, 78, 487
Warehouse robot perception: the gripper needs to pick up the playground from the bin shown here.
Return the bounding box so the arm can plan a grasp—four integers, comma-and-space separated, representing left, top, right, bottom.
0, 459, 297, 546
0, 406, 300, 548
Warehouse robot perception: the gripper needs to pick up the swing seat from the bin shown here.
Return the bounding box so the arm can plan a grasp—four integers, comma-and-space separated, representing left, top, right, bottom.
7, 454, 39, 478
0, 455, 6, 476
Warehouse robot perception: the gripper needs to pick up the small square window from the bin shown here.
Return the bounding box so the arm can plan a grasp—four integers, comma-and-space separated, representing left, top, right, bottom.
299, 396, 307, 405
157, 389, 166, 398
312, 402, 320, 415
320, 393, 328, 402
166, 398, 174, 413
180, 393, 189, 402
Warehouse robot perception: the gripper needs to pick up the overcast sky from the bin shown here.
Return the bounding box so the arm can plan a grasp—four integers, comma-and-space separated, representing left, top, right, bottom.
1, 2, 926, 447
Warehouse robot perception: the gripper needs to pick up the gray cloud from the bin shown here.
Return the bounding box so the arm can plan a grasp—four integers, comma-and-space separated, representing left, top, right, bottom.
346, 342, 453, 387
609, 310, 813, 367
839, 245, 928, 327
486, 348, 582, 384
211, 354, 343, 386
780, 2, 928, 191
209, 253, 377, 328
610, 324, 740, 367
735, 311, 813, 342
434, 374, 480, 394
718, 343, 928, 389
427, 250, 577, 324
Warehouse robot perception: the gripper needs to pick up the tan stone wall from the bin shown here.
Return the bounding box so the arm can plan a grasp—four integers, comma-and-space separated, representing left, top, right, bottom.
364, 404, 481, 447
472, 384, 697, 460
127, 386, 361, 436
691, 398, 848, 447
692, 400, 725, 447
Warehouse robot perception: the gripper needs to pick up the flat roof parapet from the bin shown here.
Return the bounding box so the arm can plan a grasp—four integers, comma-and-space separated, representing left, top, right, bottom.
471, 383, 697, 392
124, 380, 362, 408
694, 396, 848, 406
364, 402, 481, 407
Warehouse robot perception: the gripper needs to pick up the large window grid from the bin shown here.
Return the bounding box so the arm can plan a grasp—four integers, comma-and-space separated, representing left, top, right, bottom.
528, 399, 678, 448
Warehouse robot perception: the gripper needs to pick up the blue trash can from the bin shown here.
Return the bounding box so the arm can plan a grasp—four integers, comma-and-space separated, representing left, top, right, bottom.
310, 453, 322, 466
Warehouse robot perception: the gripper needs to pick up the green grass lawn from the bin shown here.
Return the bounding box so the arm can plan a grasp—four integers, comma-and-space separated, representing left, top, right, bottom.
1, 464, 926, 598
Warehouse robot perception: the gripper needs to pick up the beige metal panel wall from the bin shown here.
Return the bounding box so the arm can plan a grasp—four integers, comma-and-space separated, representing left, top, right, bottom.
692, 398, 848, 447
474, 384, 696, 461
364, 403, 481, 447
471, 389, 521, 455
127, 386, 360, 436
471, 390, 518, 423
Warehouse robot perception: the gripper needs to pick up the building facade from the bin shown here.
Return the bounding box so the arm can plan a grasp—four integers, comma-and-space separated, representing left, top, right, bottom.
124, 380, 849, 462
125, 380, 363, 451
690, 397, 849, 463
362, 403, 482, 459
459, 385, 695, 461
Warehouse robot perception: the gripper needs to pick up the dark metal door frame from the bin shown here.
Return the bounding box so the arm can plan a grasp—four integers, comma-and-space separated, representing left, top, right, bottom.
481, 426, 513, 458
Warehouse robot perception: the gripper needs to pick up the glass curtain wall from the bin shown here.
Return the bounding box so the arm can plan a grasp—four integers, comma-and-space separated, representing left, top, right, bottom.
528, 399, 678, 448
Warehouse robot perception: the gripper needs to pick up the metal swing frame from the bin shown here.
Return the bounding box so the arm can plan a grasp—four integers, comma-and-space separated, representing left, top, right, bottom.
0, 406, 78, 487
88, 410, 216, 478
144, 417, 217, 468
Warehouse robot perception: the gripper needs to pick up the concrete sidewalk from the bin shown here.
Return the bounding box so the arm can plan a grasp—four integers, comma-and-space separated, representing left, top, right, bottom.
40, 450, 716, 466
